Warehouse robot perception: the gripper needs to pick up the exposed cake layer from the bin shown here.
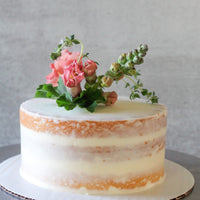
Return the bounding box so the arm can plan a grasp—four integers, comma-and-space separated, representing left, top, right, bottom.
21, 125, 165, 161
20, 98, 167, 194
20, 167, 165, 194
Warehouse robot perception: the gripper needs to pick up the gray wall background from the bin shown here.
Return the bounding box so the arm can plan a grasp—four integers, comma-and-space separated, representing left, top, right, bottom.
0, 0, 200, 157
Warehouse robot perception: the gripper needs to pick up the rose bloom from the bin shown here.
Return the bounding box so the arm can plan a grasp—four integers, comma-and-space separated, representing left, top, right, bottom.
46, 63, 60, 86
83, 60, 97, 76
54, 49, 81, 74
61, 60, 84, 88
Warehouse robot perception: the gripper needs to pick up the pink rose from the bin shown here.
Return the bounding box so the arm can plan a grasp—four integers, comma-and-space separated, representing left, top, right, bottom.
102, 91, 118, 106
54, 49, 81, 74
61, 60, 84, 88
83, 60, 97, 76
46, 63, 59, 86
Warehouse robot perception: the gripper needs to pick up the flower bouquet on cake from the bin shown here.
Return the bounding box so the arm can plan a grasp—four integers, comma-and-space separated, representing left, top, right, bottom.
35, 34, 158, 112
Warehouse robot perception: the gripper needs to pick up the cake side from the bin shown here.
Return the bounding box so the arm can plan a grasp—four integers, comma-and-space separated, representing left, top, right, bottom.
20, 98, 167, 194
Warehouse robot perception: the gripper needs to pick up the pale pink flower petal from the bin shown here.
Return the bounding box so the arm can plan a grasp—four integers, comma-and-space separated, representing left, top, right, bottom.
62, 60, 84, 88
46, 63, 59, 86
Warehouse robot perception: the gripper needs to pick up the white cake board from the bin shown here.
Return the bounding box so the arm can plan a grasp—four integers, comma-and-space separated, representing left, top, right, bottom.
0, 155, 194, 200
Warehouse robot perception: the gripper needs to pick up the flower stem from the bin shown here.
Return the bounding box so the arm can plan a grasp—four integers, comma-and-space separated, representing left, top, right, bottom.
124, 75, 142, 91
77, 40, 84, 63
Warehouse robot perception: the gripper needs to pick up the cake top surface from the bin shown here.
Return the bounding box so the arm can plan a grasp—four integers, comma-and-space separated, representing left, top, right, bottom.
21, 97, 167, 121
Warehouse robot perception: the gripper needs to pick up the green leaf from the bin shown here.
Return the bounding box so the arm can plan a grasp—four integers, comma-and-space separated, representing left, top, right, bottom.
65, 36, 70, 40
134, 93, 140, 98
125, 82, 130, 88
94, 61, 99, 65
70, 34, 75, 40
43, 84, 60, 97
74, 88, 105, 112
141, 89, 148, 96
130, 91, 140, 100
136, 71, 141, 76
83, 52, 89, 58
57, 77, 67, 94
56, 94, 76, 110
35, 90, 48, 98
72, 39, 80, 44
86, 101, 97, 112
35, 84, 59, 99
57, 77, 73, 102
57, 44, 62, 48
51, 52, 61, 60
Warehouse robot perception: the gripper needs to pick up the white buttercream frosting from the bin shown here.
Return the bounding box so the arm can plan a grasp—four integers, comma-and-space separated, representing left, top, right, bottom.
20, 97, 167, 121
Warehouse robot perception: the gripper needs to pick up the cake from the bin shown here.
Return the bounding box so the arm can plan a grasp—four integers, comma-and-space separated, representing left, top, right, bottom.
20, 97, 167, 194
19, 34, 167, 194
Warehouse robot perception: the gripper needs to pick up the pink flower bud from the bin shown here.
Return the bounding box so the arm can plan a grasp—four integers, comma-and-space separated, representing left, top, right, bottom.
102, 91, 118, 106
101, 76, 113, 87
67, 84, 82, 98
83, 60, 97, 76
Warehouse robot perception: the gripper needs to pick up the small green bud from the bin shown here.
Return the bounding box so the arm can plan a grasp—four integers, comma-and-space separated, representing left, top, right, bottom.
138, 52, 146, 57
86, 74, 97, 84
126, 69, 136, 76
112, 72, 124, 81
137, 57, 144, 64
118, 53, 127, 65
133, 56, 143, 64
133, 49, 138, 56
141, 44, 148, 52
137, 44, 148, 53
126, 51, 134, 61
133, 56, 140, 64
110, 63, 121, 72
125, 61, 135, 69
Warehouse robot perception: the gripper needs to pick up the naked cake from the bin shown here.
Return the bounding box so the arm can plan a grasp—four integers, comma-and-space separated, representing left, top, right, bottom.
20, 34, 167, 194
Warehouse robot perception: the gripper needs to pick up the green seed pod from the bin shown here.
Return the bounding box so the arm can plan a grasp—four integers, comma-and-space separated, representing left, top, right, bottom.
110, 63, 121, 72
117, 53, 127, 65
125, 61, 135, 69
138, 52, 146, 58
126, 51, 134, 61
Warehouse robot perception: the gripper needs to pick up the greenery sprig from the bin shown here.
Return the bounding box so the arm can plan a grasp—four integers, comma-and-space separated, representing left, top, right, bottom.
50, 35, 80, 60
98, 44, 158, 103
